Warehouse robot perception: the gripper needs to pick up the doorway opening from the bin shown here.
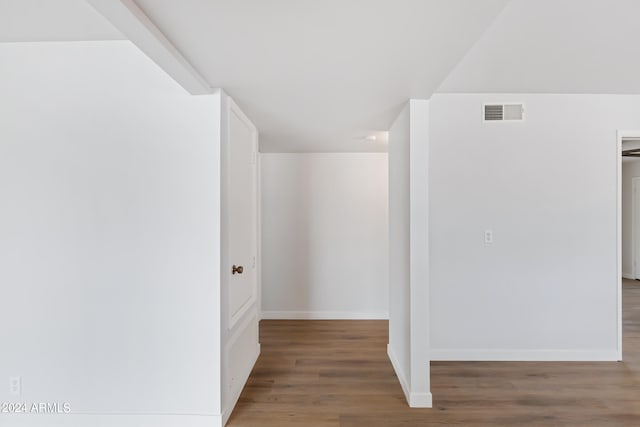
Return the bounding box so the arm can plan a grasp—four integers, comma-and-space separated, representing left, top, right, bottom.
618, 131, 640, 362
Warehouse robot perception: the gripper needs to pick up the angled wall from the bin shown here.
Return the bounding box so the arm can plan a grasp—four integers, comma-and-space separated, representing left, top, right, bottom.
437, 0, 640, 95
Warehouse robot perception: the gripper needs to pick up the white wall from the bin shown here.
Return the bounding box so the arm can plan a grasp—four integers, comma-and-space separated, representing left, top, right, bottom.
408, 100, 430, 405
260, 153, 388, 319
622, 159, 640, 278
0, 41, 223, 426
387, 100, 431, 408
388, 104, 411, 392
429, 93, 640, 361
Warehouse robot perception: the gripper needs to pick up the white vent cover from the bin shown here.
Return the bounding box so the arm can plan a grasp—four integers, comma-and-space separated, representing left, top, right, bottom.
483, 104, 524, 121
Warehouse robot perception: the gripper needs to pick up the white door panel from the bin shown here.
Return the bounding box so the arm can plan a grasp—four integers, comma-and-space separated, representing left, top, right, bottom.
228, 107, 257, 327
221, 95, 260, 425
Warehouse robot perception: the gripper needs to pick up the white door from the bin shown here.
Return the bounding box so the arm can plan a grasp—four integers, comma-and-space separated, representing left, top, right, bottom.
221, 96, 260, 424
228, 103, 257, 325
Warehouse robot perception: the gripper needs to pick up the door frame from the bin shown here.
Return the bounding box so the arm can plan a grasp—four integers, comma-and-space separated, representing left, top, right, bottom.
617, 130, 640, 361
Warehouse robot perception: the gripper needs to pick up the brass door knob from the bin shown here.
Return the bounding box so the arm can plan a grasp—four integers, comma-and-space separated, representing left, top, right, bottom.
232, 265, 244, 275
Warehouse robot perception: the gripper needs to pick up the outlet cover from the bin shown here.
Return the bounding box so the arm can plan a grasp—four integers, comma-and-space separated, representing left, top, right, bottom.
9, 376, 21, 396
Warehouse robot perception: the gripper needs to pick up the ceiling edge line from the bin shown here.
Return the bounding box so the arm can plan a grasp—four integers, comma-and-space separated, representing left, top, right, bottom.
432, 0, 514, 95
86, 0, 212, 95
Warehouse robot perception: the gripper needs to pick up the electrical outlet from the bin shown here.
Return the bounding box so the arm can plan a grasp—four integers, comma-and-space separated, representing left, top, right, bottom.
9, 376, 21, 396
484, 230, 494, 244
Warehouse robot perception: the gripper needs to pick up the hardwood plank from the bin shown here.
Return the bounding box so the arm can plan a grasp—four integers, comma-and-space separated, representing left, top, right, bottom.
227, 281, 640, 426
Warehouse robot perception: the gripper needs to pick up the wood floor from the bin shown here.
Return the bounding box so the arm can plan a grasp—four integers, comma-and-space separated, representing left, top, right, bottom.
227, 281, 640, 426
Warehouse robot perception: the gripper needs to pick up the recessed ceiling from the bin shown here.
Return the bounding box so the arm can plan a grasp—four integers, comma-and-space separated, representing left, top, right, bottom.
437, 0, 640, 94
0, 0, 123, 42
129, 0, 510, 152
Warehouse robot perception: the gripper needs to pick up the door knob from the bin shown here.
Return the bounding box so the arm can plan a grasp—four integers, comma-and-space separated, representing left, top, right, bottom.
232, 265, 244, 275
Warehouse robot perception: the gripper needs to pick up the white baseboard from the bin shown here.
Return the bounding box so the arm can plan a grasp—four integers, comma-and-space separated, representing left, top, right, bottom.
408, 392, 433, 408
387, 344, 433, 408
622, 272, 634, 280
430, 348, 619, 362
261, 311, 388, 320
0, 414, 222, 427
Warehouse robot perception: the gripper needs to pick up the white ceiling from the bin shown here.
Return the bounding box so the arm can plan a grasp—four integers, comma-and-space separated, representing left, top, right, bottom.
2, 0, 514, 152
5, 1, 640, 152
130, 0, 510, 152
0, 0, 123, 41
437, 0, 640, 94
1, 0, 511, 152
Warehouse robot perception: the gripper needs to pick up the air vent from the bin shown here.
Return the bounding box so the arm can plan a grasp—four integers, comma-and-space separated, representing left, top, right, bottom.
483, 104, 524, 121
